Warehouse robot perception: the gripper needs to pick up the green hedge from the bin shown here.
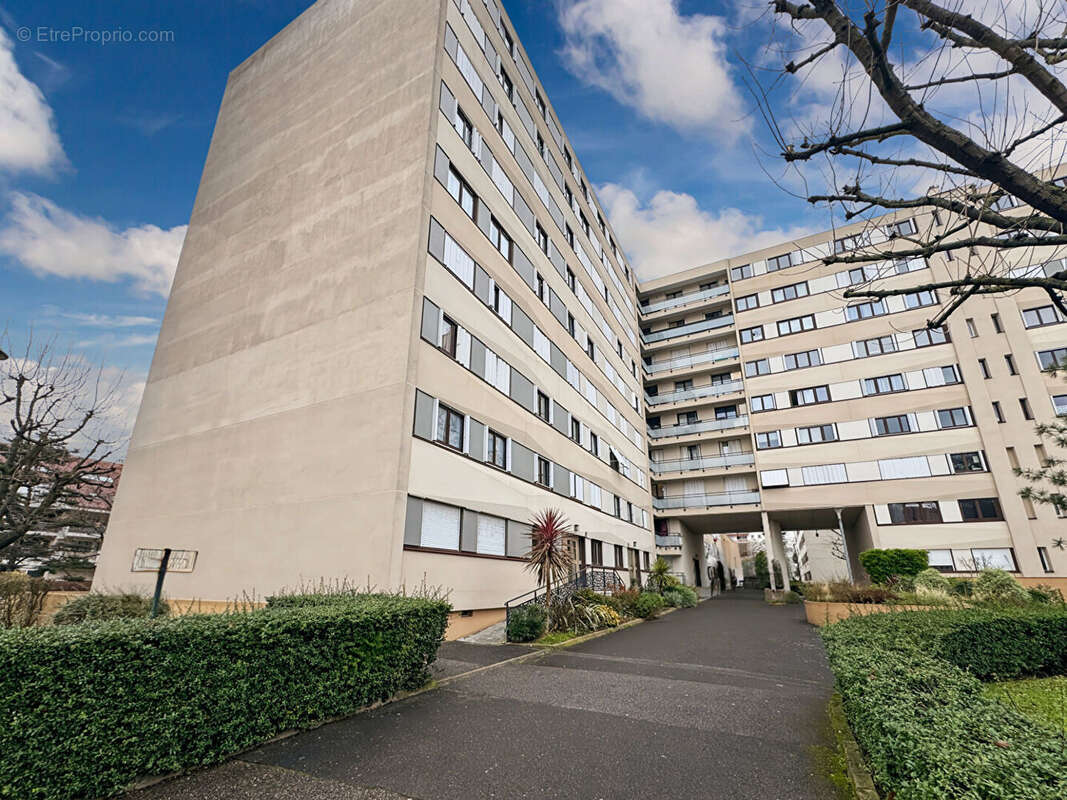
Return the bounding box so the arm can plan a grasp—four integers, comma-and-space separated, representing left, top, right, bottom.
822, 608, 1067, 799
0, 595, 449, 799
857, 548, 928, 583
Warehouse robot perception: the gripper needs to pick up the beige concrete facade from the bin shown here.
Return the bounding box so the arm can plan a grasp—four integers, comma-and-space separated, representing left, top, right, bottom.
641, 199, 1067, 583
94, 0, 655, 611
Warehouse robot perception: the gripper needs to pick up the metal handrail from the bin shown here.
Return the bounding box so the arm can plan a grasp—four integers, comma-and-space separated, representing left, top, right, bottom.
649, 452, 755, 474
642, 315, 734, 344
652, 491, 761, 510
503, 566, 627, 639
640, 284, 730, 315
645, 380, 743, 406
655, 535, 683, 548
644, 347, 739, 374
648, 415, 749, 439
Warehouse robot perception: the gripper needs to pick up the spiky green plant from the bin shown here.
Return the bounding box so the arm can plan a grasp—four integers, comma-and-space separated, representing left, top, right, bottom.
525, 508, 573, 616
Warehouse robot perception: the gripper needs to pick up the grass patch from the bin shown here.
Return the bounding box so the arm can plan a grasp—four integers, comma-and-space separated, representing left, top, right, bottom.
537, 631, 580, 645
810, 695, 858, 800
984, 676, 1067, 734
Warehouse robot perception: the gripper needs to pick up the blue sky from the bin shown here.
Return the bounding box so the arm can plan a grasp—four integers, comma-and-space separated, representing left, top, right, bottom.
0, 0, 836, 437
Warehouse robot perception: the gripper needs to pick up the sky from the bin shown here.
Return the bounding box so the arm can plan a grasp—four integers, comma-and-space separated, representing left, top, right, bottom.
0, 0, 1049, 446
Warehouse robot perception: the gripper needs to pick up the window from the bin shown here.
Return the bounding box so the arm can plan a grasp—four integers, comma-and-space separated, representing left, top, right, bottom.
1020, 397, 1034, 420
535, 90, 546, 117
966, 318, 978, 337
590, 539, 603, 565
730, 264, 752, 281
834, 233, 865, 253
536, 223, 549, 254
958, 498, 1003, 522
420, 501, 461, 550
1038, 347, 1067, 370
1005, 354, 1018, 375
498, 68, 514, 101
1054, 394, 1067, 416
736, 294, 759, 312
536, 391, 550, 422
1023, 305, 1063, 328
802, 463, 847, 485
565, 224, 574, 249
886, 218, 917, 237
675, 379, 693, 391
756, 431, 781, 449
745, 358, 770, 377
888, 501, 943, 524
874, 415, 911, 435
536, 132, 546, 158
937, 407, 970, 428
586, 339, 595, 360
614, 544, 624, 565
778, 314, 816, 336
978, 358, 991, 379
797, 424, 837, 444
453, 108, 473, 148
913, 326, 949, 347
771, 282, 809, 303
928, 549, 955, 572
846, 300, 886, 321
783, 350, 821, 370
991, 313, 1002, 333
536, 456, 551, 487
992, 401, 1005, 423
767, 252, 793, 272
1039, 547, 1054, 573
950, 452, 985, 473
609, 450, 620, 472
740, 325, 764, 343
714, 405, 738, 420
567, 313, 575, 337
863, 374, 906, 395
439, 315, 457, 357
938, 365, 961, 385
436, 404, 464, 450
489, 217, 513, 262
854, 335, 897, 357
536, 272, 546, 302
789, 385, 831, 406
678, 411, 698, 425
904, 290, 938, 309
751, 394, 776, 412
446, 166, 476, 218
843, 267, 867, 286
589, 432, 598, 453
566, 267, 576, 291
487, 430, 507, 469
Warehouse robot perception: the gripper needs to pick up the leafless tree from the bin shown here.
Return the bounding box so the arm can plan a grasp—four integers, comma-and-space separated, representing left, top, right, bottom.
750, 0, 1067, 326
0, 336, 121, 571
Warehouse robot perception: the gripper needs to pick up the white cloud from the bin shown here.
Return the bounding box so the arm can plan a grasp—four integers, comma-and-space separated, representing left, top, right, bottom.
599, 183, 815, 280
557, 0, 749, 139
57, 311, 160, 328
0, 192, 186, 296
0, 26, 65, 173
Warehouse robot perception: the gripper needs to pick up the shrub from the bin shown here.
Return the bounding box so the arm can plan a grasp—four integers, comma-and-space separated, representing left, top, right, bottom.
823, 608, 1067, 799
0, 594, 449, 800
612, 586, 641, 617
663, 585, 698, 608
646, 557, 680, 594
0, 573, 51, 628
914, 568, 951, 597
52, 591, 167, 625
587, 604, 620, 628
633, 592, 665, 618
972, 568, 1030, 607
506, 603, 546, 642
1027, 585, 1065, 605
858, 548, 928, 584
802, 581, 897, 604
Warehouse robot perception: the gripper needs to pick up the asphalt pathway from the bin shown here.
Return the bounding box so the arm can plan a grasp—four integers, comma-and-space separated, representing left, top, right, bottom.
129, 591, 836, 800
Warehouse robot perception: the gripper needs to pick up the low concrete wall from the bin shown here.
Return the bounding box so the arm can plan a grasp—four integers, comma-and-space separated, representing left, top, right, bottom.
444, 608, 504, 640
804, 600, 929, 626
42, 592, 265, 624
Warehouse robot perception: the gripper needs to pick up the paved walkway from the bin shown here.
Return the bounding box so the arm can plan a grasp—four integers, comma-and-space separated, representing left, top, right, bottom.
130, 592, 836, 800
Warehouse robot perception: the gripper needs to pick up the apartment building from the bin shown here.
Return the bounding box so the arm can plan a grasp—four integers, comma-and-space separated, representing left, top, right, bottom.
93, 0, 655, 631
796, 531, 847, 583
641, 205, 1067, 588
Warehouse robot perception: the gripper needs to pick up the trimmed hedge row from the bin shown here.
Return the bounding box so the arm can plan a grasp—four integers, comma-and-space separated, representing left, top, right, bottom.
1, 595, 449, 799
822, 608, 1067, 799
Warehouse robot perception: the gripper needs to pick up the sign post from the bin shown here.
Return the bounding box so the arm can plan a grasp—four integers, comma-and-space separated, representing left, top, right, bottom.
150, 548, 171, 618
131, 548, 198, 617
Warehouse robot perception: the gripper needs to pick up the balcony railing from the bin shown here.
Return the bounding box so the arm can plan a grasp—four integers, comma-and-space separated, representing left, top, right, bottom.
648, 415, 749, 439
641, 284, 730, 316
655, 535, 683, 548
653, 491, 762, 510
650, 451, 755, 475
644, 347, 739, 375
646, 380, 743, 406
642, 315, 734, 345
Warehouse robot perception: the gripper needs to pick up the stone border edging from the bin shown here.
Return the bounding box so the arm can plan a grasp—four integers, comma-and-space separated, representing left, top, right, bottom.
829, 692, 880, 800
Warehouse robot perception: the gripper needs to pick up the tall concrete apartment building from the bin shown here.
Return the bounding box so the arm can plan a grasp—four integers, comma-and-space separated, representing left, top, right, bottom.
96, 0, 1066, 622
94, 0, 656, 629
641, 208, 1067, 589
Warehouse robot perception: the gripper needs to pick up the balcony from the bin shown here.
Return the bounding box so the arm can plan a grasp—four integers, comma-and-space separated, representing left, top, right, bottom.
642, 315, 734, 345
648, 415, 749, 439
655, 534, 683, 548
653, 491, 762, 510
650, 451, 755, 475
646, 379, 743, 407
644, 346, 739, 375
641, 284, 730, 316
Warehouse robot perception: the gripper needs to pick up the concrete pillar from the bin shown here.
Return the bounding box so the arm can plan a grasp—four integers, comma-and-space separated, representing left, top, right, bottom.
763, 513, 790, 592
761, 512, 777, 591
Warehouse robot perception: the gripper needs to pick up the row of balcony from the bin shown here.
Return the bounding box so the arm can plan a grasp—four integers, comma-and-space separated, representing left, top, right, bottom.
648, 415, 749, 439
652, 491, 762, 510
640, 284, 730, 316
649, 451, 755, 474
641, 314, 734, 345
644, 346, 739, 375
645, 379, 744, 407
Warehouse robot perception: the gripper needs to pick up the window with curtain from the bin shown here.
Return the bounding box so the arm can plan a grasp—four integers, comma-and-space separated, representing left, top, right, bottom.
878, 457, 931, 480
801, 463, 847, 485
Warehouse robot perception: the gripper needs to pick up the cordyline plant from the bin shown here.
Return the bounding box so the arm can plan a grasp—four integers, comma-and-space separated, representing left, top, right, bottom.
525, 508, 573, 612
